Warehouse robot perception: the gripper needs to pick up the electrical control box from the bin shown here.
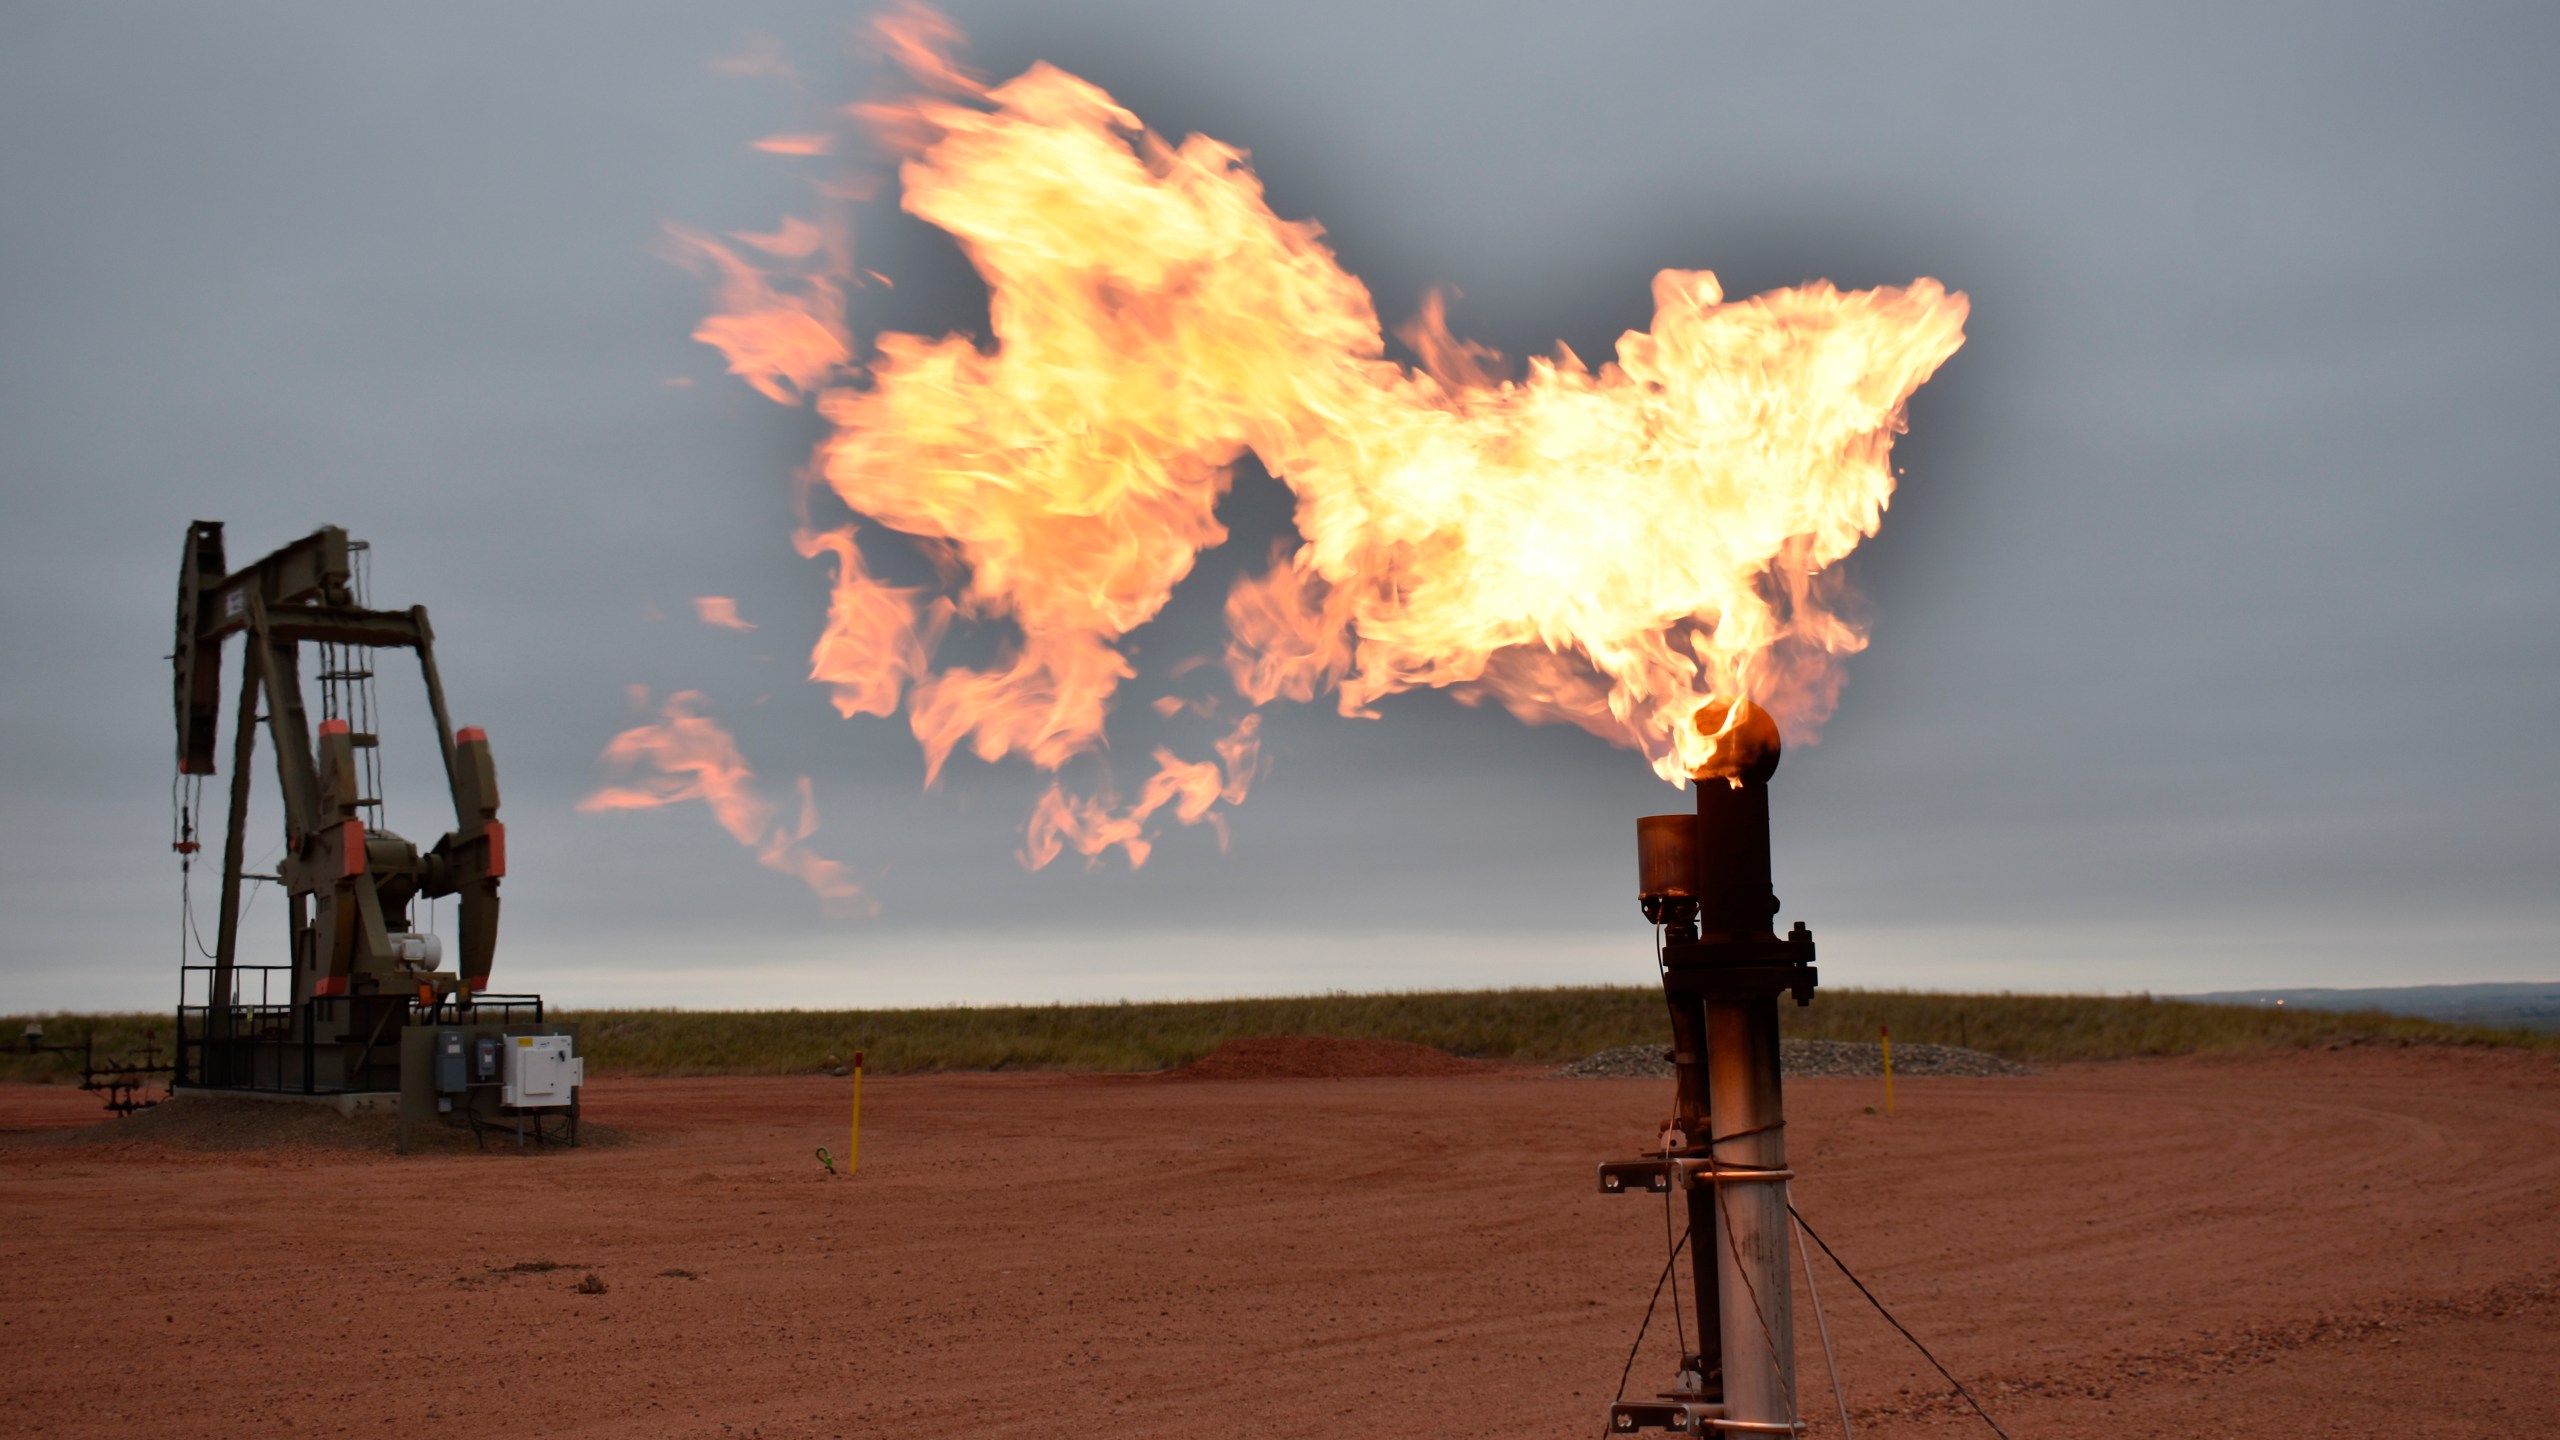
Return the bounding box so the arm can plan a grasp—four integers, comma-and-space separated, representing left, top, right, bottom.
434, 1028, 468, 1093
500, 1033, 582, 1109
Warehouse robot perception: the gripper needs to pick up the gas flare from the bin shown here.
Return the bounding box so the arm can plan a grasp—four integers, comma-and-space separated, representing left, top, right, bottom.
679, 5, 1966, 875
579, 689, 871, 915
691, 596, 756, 632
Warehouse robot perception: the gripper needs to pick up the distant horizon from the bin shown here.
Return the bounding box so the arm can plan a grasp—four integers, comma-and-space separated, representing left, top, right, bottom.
31, 904, 2555, 1010
2176, 981, 2560, 997
11, 954, 2555, 1019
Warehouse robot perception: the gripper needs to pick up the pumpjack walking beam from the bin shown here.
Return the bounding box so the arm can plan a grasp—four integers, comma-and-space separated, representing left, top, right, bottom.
174, 522, 506, 1023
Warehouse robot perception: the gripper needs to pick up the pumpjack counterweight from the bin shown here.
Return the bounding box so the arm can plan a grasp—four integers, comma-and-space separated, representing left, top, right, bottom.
170, 521, 579, 1149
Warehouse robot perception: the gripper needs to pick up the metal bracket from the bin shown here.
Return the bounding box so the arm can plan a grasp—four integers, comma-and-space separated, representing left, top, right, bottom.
1609, 1403, 1806, 1435
1600, 1157, 1794, 1195
1612, 1400, 1717, 1433
1598, 1159, 1674, 1195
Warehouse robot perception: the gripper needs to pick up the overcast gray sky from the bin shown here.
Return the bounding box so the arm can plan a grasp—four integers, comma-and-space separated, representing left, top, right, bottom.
4, 2, 2554, 1012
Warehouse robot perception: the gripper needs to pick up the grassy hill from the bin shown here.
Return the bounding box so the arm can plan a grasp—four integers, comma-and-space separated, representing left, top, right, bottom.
7, 986, 2552, 1084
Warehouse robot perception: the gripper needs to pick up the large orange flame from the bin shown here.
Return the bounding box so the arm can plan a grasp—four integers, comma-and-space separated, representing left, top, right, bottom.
675, 6, 1966, 877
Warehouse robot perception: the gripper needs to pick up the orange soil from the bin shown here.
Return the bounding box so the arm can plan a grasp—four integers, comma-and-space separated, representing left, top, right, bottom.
2, 1045, 2554, 1438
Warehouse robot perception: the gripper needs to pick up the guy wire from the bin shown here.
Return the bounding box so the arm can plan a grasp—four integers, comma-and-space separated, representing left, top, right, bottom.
1607, 1219, 1692, 1429
1794, 1213, 1855, 1440
1664, 1162, 1686, 1359
1789, 1204, 2010, 1440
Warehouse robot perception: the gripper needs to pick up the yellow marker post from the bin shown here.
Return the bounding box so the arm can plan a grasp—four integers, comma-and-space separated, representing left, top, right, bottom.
849, 1049, 864, 1175
1873, 1014, 1894, 1117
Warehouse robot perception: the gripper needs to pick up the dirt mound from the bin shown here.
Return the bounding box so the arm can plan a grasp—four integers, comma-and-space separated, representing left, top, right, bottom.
1163, 1035, 1489, 1080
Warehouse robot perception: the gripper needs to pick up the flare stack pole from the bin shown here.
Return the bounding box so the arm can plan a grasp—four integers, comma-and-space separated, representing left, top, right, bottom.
1692, 765, 1799, 1426
1606, 700, 1815, 1437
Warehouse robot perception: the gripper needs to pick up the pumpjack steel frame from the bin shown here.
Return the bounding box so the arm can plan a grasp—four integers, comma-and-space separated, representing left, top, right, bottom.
172, 521, 517, 1098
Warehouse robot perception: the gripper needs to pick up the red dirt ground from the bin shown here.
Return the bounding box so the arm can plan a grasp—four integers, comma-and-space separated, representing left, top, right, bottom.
3, 1044, 2555, 1438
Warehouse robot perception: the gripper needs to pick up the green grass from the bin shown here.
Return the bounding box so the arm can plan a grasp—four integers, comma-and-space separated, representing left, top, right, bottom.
9, 987, 2549, 1083
1781, 989, 2558, 1063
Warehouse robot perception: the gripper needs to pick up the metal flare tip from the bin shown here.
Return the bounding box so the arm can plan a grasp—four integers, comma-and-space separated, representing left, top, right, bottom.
1688, 697, 1782, 786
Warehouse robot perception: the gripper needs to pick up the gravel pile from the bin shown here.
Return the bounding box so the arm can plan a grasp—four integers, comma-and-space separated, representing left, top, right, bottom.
1558, 1039, 2031, 1079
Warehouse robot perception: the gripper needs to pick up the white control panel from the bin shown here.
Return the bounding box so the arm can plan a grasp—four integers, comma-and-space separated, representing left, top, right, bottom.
501, 1033, 583, 1109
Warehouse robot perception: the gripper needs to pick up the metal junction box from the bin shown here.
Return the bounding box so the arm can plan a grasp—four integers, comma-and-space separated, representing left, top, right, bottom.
434, 1029, 469, 1093
500, 1033, 582, 1109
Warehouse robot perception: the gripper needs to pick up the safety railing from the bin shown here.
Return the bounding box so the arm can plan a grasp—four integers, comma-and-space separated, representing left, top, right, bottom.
175, 964, 310, 1092
177, 966, 549, 1095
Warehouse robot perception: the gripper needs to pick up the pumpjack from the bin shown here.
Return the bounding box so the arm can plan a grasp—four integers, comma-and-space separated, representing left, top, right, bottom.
171, 522, 580, 1148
